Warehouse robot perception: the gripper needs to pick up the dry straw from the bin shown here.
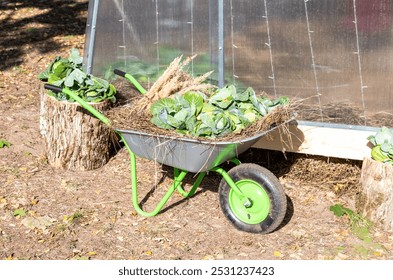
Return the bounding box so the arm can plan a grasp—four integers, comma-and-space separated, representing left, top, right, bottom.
107, 55, 294, 143
135, 55, 216, 114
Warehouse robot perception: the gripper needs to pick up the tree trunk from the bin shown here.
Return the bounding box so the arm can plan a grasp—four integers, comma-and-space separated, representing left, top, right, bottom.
39, 88, 114, 171
357, 157, 393, 232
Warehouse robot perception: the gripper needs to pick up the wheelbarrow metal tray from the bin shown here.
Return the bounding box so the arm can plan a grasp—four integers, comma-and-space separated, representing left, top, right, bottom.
117, 123, 285, 173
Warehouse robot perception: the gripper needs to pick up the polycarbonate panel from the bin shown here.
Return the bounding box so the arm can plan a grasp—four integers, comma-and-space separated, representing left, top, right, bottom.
86, 0, 214, 83
223, 0, 393, 125
85, 0, 393, 127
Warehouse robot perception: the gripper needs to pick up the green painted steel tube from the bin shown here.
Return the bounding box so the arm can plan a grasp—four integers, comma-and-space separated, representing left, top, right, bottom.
61, 88, 111, 126
230, 158, 241, 166
189, 172, 206, 196
122, 136, 188, 217
176, 172, 206, 198
211, 166, 245, 198
114, 69, 147, 95
211, 166, 252, 206
174, 168, 180, 178
124, 73, 147, 94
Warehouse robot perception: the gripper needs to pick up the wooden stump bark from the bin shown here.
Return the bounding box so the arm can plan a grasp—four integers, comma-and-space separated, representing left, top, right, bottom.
39, 89, 114, 171
357, 157, 393, 232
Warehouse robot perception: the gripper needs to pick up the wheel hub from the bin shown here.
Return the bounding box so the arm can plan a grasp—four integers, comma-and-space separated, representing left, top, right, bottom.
228, 179, 271, 224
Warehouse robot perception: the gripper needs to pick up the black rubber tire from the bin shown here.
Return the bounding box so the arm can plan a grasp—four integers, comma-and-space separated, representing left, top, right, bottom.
218, 163, 287, 234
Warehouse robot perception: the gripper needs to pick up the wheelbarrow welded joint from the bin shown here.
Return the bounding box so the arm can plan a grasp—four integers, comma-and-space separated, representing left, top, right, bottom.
174, 168, 206, 198
229, 158, 241, 166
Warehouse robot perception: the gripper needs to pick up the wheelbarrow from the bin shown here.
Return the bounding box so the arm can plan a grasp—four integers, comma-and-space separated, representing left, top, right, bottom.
43, 71, 288, 234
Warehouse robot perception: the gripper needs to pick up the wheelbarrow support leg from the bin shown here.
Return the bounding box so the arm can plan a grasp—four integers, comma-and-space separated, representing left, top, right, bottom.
123, 137, 202, 217
128, 150, 186, 217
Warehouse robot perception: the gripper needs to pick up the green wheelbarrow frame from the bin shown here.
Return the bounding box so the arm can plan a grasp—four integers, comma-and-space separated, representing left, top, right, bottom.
43, 83, 252, 217
43, 69, 289, 233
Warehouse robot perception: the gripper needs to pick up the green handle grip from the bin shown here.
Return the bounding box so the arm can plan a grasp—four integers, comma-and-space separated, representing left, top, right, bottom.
43, 84, 111, 126
44, 84, 63, 93
113, 68, 127, 78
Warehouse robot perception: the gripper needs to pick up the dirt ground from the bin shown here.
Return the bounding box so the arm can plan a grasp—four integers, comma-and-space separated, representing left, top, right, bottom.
1, 0, 393, 260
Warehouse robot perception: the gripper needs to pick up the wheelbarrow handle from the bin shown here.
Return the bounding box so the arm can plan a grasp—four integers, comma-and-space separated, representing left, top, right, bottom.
113, 68, 127, 77
44, 84, 62, 93
43, 83, 111, 126
114, 68, 147, 95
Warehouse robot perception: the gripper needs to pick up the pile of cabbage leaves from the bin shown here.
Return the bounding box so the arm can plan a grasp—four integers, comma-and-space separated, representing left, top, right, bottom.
150, 85, 288, 138
368, 127, 393, 165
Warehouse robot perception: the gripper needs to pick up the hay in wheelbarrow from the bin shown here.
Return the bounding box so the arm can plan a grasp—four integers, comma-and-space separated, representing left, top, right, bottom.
107, 94, 293, 143
135, 55, 216, 114
108, 99, 293, 175
107, 55, 294, 143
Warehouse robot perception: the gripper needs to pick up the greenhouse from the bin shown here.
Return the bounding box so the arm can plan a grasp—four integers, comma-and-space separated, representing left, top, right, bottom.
1, 0, 393, 264
83, 0, 393, 159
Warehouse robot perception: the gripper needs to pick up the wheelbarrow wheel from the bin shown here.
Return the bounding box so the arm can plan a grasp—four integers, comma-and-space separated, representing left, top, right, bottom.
218, 163, 287, 234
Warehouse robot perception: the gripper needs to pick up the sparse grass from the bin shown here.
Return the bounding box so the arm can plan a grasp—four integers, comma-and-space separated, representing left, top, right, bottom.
330, 204, 388, 258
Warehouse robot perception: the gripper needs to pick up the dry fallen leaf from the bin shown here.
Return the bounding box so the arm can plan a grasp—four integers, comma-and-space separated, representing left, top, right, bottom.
0, 197, 7, 208
21, 216, 57, 232
273, 251, 283, 257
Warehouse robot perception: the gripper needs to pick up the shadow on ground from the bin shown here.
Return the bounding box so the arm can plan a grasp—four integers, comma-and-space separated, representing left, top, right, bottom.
0, 0, 88, 70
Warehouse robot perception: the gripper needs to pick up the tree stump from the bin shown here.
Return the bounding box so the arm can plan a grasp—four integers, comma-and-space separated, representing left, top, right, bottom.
39, 88, 114, 171
357, 157, 393, 232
